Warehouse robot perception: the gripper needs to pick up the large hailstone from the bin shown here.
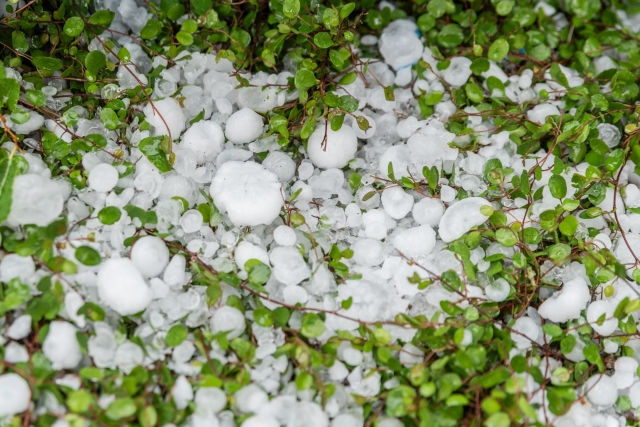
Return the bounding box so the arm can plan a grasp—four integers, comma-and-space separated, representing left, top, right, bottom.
180, 120, 224, 163
97, 258, 153, 316
130, 236, 170, 278
378, 19, 423, 70
583, 375, 618, 408
537, 277, 591, 323
211, 306, 246, 339
210, 161, 283, 227
8, 174, 63, 226
438, 197, 492, 243
42, 321, 83, 369
0, 373, 31, 417
225, 108, 264, 144
307, 123, 358, 169
143, 97, 186, 140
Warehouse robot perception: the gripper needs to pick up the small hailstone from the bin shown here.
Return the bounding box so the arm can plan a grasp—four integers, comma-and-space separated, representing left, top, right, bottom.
393, 226, 436, 259
88, 163, 119, 193
195, 387, 227, 415
7, 314, 32, 340
180, 120, 224, 163
8, 174, 63, 226
438, 197, 492, 243
630, 382, 640, 408
0, 254, 35, 283
235, 241, 270, 272
235, 384, 268, 414
262, 151, 296, 182
225, 108, 264, 144
586, 300, 617, 336
441, 57, 473, 88
527, 103, 560, 124
0, 373, 31, 417
584, 374, 617, 407
307, 123, 358, 169
412, 198, 444, 226
131, 236, 170, 278
270, 247, 311, 286
42, 321, 83, 369
485, 278, 510, 302
381, 187, 414, 219
211, 306, 246, 339
597, 123, 621, 148
143, 97, 186, 140
180, 210, 203, 233
4, 342, 29, 363
298, 162, 314, 180
164, 254, 187, 288
343, 348, 364, 366
172, 375, 194, 410
519, 69, 533, 89
329, 360, 349, 381
210, 161, 283, 227
241, 416, 279, 427
440, 185, 456, 203
538, 277, 590, 323
352, 238, 386, 266
97, 258, 154, 316
273, 225, 297, 246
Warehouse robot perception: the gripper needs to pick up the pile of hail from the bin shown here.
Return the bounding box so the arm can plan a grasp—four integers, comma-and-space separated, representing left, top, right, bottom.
4, 0, 640, 426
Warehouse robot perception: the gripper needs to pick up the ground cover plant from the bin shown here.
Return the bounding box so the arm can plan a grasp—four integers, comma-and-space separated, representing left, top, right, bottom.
3, 0, 640, 426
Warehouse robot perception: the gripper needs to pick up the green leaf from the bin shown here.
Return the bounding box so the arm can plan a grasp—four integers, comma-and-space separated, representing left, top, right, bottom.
141, 19, 163, 39
98, 206, 122, 225
0, 78, 20, 111
166, 324, 188, 347
100, 108, 119, 130
106, 398, 137, 420
548, 175, 567, 199
542, 324, 563, 337
89, 10, 115, 26
0, 154, 29, 223
301, 313, 325, 338
283, 0, 300, 18
12, 31, 28, 54
139, 406, 158, 427
488, 39, 509, 62
550, 63, 570, 88
437, 24, 464, 48
75, 246, 102, 266
314, 32, 333, 49
64, 17, 85, 37
176, 31, 194, 46
470, 57, 490, 75
427, 0, 448, 18
295, 69, 317, 91
85, 50, 106, 75
386, 385, 417, 417
548, 243, 571, 261
559, 215, 578, 236
244, 259, 271, 288
139, 136, 173, 172
33, 57, 63, 73
25, 90, 46, 107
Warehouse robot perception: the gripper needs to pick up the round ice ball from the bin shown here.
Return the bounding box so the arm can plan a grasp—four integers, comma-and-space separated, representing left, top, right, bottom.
307, 122, 358, 169
88, 163, 119, 193
225, 108, 264, 144
131, 236, 170, 278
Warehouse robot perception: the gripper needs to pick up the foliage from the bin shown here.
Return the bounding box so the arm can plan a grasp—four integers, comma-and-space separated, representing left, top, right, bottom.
2, 0, 640, 426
